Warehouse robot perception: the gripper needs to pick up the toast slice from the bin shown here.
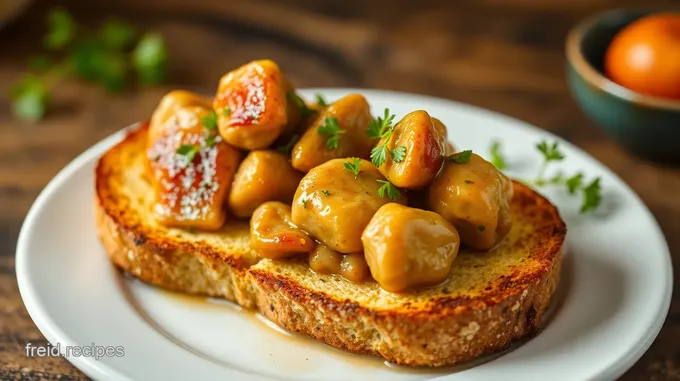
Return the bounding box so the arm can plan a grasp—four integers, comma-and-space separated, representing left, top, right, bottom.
95, 123, 566, 367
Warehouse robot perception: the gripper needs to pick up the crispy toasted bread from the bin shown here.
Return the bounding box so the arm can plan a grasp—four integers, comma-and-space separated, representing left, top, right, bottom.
95, 123, 566, 367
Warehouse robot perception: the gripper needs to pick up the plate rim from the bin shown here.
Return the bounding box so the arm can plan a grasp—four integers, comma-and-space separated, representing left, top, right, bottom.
15, 88, 673, 381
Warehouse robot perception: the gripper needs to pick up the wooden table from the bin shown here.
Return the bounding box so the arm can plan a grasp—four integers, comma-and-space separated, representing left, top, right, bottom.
1, 0, 678, 379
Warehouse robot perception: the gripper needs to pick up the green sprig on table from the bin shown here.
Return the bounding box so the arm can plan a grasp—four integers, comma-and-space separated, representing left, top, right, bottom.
8, 8, 167, 122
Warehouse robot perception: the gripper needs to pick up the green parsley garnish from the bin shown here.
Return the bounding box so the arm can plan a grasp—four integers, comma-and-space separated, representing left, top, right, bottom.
45, 8, 76, 49
549, 171, 564, 184
222, 107, 231, 117
565, 172, 583, 195
581, 178, 602, 213
449, 150, 472, 164
287, 92, 314, 117
478, 225, 486, 232
537, 140, 565, 161
488, 139, 603, 214
321, 190, 330, 196
29, 55, 52, 72
366, 109, 405, 167
343, 158, 361, 179
318, 116, 345, 150
301, 196, 309, 209
9, 8, 167, 121
201, 110, 218, 131
9, 75, 50, 121
489, 140, 507, 170
377, 180, 401, 201
176, 144, 200, 162
99, 18, 136, 50
315, 94, 328, 106
205, 135, 218, 148
276, 134, 300, 155
366, 108, 396, 139
535, 140, 565, 185
391, 146, 406, 162
132, 33, 167, 85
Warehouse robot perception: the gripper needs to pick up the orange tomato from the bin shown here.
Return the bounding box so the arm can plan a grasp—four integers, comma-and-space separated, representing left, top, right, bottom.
605, 13, 680, 100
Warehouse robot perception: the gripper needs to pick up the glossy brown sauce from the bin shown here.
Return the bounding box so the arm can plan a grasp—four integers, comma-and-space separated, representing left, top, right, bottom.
308, 244, 370, 282
146, 286, 498, 375
121, 269, 565, 375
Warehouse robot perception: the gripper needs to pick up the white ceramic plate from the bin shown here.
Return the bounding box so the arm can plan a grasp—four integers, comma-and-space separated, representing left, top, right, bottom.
17, 89, 672, 381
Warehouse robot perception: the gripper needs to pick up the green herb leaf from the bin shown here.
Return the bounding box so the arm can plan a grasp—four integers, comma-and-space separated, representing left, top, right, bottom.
315, 94, 327, 106
370, 145, 388, 167
367, 109, 403, 167
366, 108, 395, 140
489, 140, 507, 170
537, 140, 565, 162
343, 158, 362, 179
478, 225, 486, 232
287, 92, 314, 117
11, 10, 168, 122
326, 135, 341, 150
276, 134, 300, 155
9, 75, 49, 121
99, 18, 136, 50
321, 190, 330, 196
132, 33, 167, 85
549, 171, 564, 184
365, 122, 383, 140
205, 135, 218, 148
391, 145, 406, 163
44, 8, 76, 50
377, 180, 401, 200
449, 150, 472, 164
318, 116, 345, 150
301, 196, 309, 209
29, 55, 52, 72
534, 140, 566, 185
176, 144, 199, 162
201, 110, 218, 131
580, 177, 602, 213
72, 40, 128, 92
222, 107, 231, 117
565, 172, 584, 194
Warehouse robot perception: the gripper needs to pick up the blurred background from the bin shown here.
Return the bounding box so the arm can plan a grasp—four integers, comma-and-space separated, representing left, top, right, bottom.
1, 0, 679, 379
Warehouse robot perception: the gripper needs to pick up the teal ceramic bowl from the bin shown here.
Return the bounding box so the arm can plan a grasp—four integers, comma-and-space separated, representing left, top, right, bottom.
566, 9, 680, 162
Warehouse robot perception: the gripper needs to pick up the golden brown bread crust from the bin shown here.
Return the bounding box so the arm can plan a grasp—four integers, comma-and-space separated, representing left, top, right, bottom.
94, 124, 257, 308
94, 123, 566, 367
250, 184, 564, 366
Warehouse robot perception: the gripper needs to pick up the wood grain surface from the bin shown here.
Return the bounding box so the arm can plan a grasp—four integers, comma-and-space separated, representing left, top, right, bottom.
1, 0, 679, 379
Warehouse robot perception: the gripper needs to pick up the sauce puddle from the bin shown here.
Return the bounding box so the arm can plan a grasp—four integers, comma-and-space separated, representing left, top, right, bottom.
119, 272, 564, 376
